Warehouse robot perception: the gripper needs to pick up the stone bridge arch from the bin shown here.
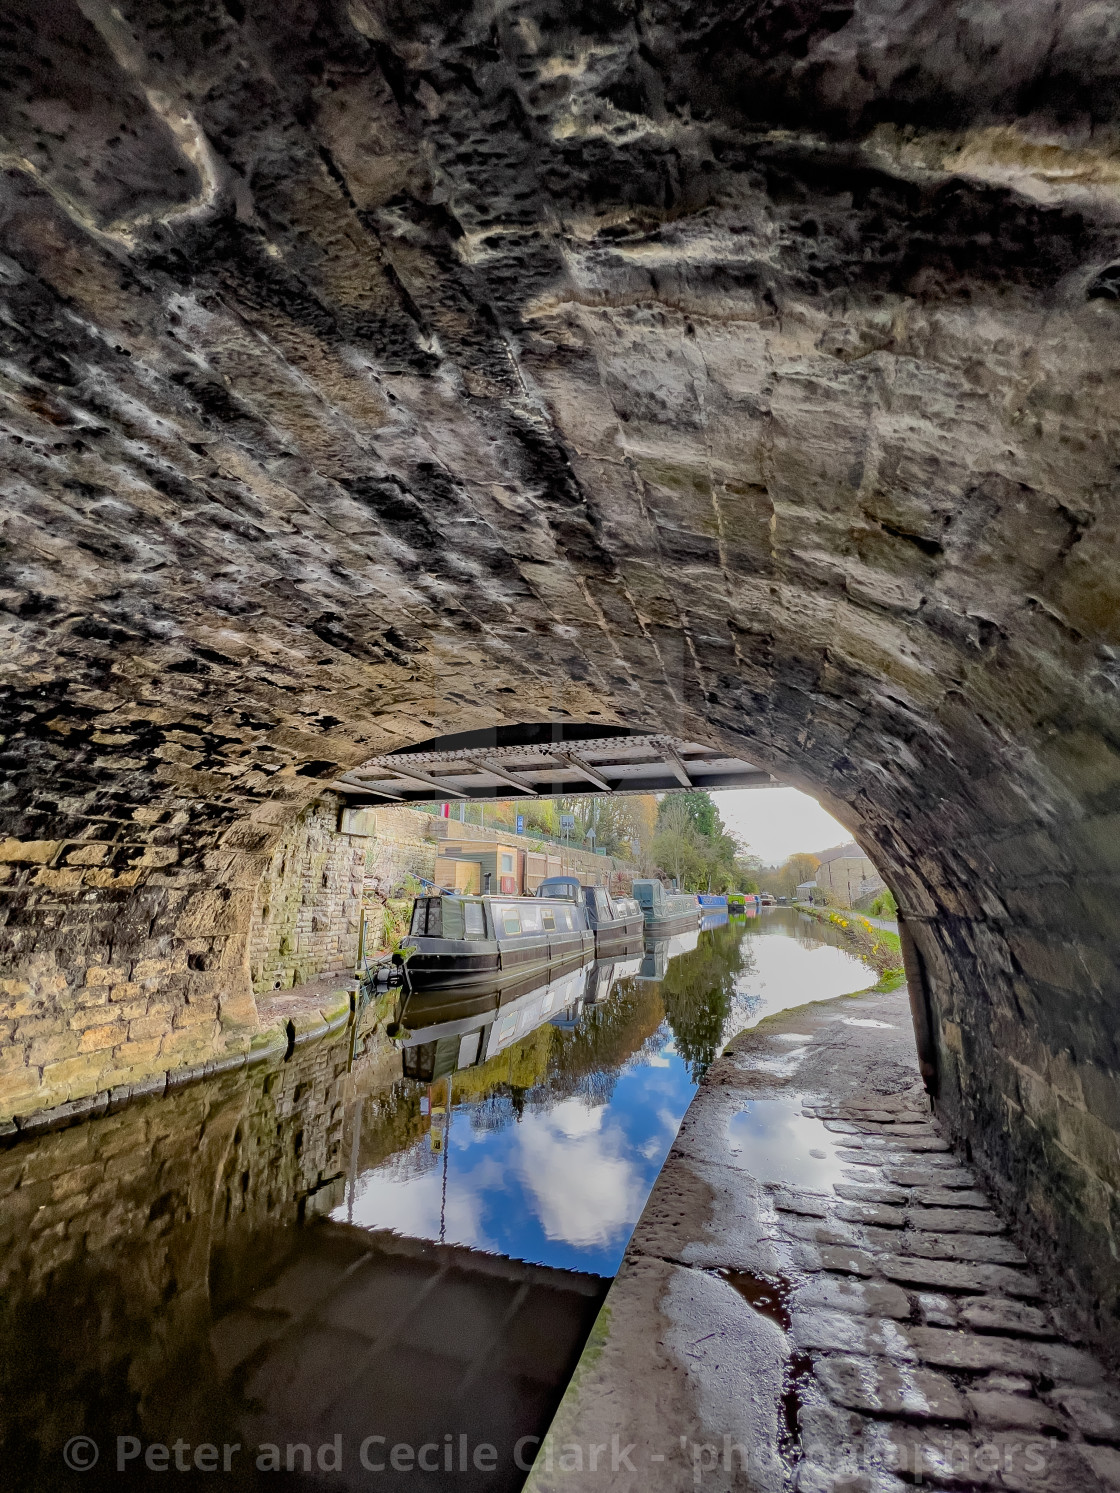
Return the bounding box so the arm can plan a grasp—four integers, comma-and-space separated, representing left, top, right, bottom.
0, 0, 1118, 1347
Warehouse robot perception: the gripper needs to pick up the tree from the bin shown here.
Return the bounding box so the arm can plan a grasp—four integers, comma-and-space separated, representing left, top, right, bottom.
659, 790, 723, 839
758, 850, 821, 900
649, 791, 755, 892
551, 793, 660, 861
786, 852, 821, 897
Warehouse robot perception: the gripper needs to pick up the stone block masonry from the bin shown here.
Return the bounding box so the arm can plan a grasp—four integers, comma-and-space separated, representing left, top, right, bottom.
248, 798, 436, 995
1, 0, 1120, 1357
0, 1016, 399, 1468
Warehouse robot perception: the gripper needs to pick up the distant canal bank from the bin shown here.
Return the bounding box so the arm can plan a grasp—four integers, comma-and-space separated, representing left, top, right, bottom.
0, 910, 883, 1491
794, 903, 906, 992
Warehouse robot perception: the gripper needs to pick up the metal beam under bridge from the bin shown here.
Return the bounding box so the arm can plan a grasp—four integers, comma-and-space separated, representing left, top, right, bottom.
330, 724, 777, 804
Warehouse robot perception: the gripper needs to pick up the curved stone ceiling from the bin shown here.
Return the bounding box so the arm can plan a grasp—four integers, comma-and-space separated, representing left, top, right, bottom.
1, 0, 1119, 1345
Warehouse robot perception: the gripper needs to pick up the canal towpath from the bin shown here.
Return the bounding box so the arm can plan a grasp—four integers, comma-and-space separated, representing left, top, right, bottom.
528, 983, 1120, 1492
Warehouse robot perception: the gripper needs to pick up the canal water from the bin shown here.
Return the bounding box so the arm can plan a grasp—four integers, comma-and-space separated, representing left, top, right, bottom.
0, 910, 874, 1492
341, 911, 873, 1276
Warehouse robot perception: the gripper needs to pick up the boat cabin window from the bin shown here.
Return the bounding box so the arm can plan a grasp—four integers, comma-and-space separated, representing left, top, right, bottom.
498, 905, 521, 937
410, 897, 441, 937
439, 899, 465, 941
519, 904, 542, 934
541, 909, 556, 931
463, 901, 486, 940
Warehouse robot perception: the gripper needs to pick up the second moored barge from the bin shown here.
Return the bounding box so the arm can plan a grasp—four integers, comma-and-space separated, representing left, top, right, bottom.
631, 878, 702, 936
536, 876, 645, 954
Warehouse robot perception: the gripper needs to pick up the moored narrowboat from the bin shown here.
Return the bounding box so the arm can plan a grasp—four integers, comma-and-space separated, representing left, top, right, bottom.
536, 876, 645, 955
697, 892, 729, 930
630, 878, 702, 936
400, 891, 593, 994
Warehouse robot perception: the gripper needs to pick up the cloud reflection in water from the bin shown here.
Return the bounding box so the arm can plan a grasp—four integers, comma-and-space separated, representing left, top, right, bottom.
343, 1037, 693, 1275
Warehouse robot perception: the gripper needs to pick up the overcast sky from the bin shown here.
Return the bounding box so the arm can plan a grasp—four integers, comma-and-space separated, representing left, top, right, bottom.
714, 786, 851, 867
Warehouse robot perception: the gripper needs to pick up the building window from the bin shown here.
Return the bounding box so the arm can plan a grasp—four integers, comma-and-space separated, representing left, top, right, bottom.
501, 853, 514, 873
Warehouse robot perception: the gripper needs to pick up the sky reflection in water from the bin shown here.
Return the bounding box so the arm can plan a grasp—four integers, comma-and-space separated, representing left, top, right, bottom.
727, 1098, 849, 1189
338, 911, 872, 1275
344, 1048, 693, 1273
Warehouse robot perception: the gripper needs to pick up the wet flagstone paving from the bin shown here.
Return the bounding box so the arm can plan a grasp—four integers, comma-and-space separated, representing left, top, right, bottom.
530, 985, 1120, 1493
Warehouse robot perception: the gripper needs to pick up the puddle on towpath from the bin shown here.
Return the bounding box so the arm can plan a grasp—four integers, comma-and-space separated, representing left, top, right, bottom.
726, 1098, 851, 1191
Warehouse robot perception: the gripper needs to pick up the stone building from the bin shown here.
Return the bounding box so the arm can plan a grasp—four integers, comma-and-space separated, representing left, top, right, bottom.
813, 844, 887, 908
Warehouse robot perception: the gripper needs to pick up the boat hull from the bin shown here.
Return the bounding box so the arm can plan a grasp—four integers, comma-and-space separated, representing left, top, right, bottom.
643, 909, 703, 937
591, 913, 645, 956
402, 930, 593, 994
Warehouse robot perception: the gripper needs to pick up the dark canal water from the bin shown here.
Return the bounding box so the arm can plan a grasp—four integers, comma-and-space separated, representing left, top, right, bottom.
0, 911, 872, 1492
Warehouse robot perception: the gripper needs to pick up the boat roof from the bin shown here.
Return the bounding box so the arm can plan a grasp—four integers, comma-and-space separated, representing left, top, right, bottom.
421, 890, 583, 906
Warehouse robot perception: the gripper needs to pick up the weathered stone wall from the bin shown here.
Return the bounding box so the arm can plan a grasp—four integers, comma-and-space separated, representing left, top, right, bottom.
0, 0, 1118, 1350
248, 798, 437, 992
361, 806, 440, 895
249, 797, 366, 993
0, 1019, 396, 1471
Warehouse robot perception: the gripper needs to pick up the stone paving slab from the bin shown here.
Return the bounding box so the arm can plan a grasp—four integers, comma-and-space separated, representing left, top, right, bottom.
527, 988, 1120, 1493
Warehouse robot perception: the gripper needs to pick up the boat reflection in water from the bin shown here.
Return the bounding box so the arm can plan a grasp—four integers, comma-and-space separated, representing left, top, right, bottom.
400, 954, 644, 1083
635, 930, 701, 982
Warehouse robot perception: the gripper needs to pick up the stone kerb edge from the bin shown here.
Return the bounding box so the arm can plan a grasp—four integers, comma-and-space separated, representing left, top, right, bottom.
0, 988, 359, 1143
